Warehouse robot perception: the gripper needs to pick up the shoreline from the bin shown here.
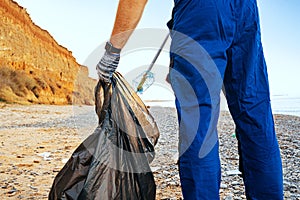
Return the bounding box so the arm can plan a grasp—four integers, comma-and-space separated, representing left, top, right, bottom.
2, 101, 300, 118
0, 103, 299, 199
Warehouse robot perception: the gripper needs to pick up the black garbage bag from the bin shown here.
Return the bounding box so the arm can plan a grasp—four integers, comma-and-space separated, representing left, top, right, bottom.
49, 72, 159, 200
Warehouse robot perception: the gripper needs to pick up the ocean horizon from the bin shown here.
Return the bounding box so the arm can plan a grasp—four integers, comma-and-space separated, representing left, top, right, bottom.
271, 95, 300, 117
143, 94, 300, 118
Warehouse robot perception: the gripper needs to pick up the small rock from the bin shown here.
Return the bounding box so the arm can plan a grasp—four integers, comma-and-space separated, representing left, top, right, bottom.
150, 166, 160, 172
7, 187, 17, 194
220, 183, 228, 189
224, 194, 233, 200
284, 191, 291, 198
53, 167, 61, 172
1, 185, 8, 189
231, 181, 240, 185
163, 170, 170, 175
233, 190, 241, 194
168, 181, 177, 186
283, 180, 290, 185
29, 185, 38, 190
160, 183, 167, 189
226, 169, 242, 176
164, 178, 172, 182
30, 171, 39, 176
38, 152, 52, 161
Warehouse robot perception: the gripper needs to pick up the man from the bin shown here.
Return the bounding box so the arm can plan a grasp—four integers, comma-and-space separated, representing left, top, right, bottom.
96, 0, 283, 199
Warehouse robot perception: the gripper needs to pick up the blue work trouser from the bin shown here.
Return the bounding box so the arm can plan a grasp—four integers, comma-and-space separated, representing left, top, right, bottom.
168, 0, 283, 199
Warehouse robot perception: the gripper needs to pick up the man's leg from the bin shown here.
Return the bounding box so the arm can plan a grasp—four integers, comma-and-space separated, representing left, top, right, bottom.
223, 1, 283, 199
170, 55, 222, 199
169, 0, 235, 199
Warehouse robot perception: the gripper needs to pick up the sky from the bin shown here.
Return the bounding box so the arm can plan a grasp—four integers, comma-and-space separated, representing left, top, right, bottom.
13, 0, 300, 99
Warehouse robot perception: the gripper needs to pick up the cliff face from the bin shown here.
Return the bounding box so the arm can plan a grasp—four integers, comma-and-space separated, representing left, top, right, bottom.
0, 0, 96, 105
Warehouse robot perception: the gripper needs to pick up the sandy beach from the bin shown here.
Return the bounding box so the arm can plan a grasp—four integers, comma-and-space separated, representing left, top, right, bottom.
0, 103, 299, 199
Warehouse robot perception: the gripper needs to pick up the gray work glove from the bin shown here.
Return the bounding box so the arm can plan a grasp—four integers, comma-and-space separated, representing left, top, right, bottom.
96, 51, 120, 83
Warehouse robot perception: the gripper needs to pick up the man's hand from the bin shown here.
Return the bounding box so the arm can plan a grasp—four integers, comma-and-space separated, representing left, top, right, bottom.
96, 51, 120, 83
96, 0, 147, 83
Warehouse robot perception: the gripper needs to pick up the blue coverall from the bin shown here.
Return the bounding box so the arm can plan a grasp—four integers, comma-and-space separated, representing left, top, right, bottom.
168, 0, 283, 199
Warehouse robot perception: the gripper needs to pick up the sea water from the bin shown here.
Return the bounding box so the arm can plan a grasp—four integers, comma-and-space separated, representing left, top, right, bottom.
271, 95, 300, 117
143, 92, 300, 118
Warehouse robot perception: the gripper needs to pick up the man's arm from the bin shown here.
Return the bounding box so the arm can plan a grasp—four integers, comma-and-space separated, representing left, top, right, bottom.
97, 0, 147, 82
110, 0, 148, 49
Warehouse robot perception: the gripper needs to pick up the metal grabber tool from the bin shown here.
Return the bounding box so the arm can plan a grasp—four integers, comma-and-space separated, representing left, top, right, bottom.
135, 33, 170, 93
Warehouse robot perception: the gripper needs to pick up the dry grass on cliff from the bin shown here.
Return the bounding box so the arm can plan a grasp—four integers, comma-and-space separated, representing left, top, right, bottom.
0, 66, 97, 105
0, 66, 38, 103
0, 66, 68, 104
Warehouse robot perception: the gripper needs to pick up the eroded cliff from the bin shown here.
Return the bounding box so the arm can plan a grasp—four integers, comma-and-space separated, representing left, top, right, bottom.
0, 0, 96, 105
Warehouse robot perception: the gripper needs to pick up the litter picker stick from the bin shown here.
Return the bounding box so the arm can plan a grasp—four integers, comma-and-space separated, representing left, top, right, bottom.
136, 33, 170, 92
